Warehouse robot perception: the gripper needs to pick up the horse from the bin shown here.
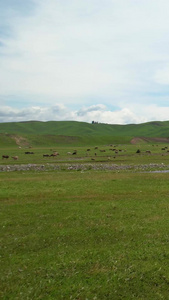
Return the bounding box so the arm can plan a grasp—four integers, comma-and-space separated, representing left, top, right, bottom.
2, 155, 9, 159
12, 156, 18, 160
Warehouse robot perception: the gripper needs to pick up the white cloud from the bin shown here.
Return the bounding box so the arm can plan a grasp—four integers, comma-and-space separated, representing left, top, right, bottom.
0, 103, 168, 125
1, 0, 169, 123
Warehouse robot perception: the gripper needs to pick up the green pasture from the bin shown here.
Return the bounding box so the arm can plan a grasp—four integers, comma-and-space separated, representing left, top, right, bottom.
1, 169, 169, 299
1, 120, 169, 138
1, 143, 169, 166
1, 119, 169, 148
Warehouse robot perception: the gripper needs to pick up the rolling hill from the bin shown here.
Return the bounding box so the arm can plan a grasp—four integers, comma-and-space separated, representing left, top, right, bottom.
0, 120, 169, 147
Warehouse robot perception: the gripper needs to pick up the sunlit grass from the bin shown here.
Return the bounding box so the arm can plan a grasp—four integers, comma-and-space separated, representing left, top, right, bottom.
0, 143, 169, 167
1, 170, 169, 299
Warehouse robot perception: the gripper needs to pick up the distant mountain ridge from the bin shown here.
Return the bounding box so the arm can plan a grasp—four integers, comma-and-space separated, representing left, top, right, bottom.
0, 120, 169, 147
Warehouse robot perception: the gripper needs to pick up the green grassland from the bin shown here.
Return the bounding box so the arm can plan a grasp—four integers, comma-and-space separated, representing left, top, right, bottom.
0, 120, 169, 137
0, 120, 169, 147
1, 120, 169, 299
0, 142, 169, 167
1, 170, 169, 299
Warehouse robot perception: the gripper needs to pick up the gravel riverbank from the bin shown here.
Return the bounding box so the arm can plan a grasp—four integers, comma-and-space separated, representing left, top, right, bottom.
0, 162, 168, 172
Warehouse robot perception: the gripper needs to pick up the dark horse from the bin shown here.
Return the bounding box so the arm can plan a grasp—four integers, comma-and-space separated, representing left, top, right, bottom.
2, 155, 9, 159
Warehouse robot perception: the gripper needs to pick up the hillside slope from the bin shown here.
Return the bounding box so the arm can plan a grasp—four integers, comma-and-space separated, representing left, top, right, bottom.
0, 120, 169, 136
0, 120, 169, 147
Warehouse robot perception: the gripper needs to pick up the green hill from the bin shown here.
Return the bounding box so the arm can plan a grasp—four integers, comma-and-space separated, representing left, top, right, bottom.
0, 120, 169, 147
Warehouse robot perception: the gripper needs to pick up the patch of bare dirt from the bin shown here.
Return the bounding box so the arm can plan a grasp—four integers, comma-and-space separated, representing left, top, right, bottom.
131, 137, 144, 144
131, 137, 169, 144
148, 137, 169, 143
10, 135, 30, 147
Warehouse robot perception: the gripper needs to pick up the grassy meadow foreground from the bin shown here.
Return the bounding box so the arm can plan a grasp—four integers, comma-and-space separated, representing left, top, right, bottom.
1, 142, 169, 299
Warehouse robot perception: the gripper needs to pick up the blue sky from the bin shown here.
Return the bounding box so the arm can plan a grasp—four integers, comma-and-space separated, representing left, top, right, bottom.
1, 0, 169, 124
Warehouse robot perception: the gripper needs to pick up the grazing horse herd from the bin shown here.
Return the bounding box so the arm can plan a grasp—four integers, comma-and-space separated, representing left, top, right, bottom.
2, 155, 18, 160
1, 150, 61, 161
1, 148, 77, 161
43, 152, 59, 157
2, 145, 169, 162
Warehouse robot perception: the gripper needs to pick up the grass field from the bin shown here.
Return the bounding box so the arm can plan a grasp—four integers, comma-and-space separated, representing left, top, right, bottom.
1, 148, 169, 299
1, 120, 169, 147
1, 142, 169, 167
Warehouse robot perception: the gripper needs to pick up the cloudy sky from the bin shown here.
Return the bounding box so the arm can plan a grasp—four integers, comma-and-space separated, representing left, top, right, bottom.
1, 0, 169, 124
